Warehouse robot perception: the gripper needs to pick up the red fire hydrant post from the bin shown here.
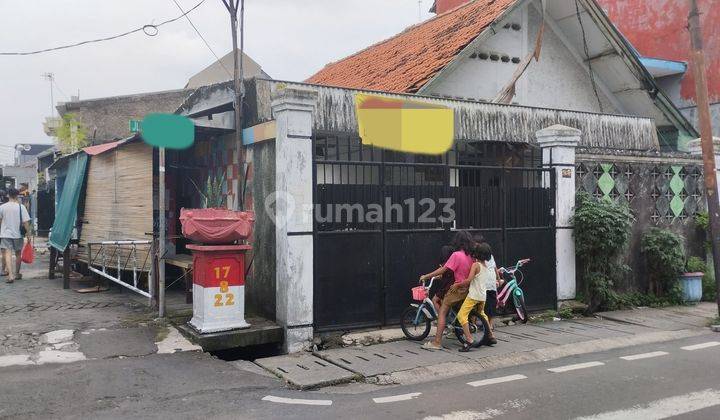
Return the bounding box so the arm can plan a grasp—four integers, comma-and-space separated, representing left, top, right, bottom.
187, 244, 252, 333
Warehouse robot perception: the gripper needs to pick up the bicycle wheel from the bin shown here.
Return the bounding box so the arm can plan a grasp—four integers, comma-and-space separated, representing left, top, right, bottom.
400, 306, 431, 341
513, 294, 529, 324
454, 310, 490, 346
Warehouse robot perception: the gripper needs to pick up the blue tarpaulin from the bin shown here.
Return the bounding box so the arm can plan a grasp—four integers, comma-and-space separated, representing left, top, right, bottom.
49, 153, 88, 251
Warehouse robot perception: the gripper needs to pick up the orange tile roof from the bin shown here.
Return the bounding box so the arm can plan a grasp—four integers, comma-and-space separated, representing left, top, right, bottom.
306, 0, 518, 93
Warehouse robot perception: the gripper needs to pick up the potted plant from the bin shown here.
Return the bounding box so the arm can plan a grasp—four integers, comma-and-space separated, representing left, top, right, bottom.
681, 256, 705, 303
180, 173, 255, 244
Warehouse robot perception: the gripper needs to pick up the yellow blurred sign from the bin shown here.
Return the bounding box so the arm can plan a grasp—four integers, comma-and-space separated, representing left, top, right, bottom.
355, 94, 454, 155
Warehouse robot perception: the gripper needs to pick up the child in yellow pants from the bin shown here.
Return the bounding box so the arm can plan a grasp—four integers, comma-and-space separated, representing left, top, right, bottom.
456, 242, 495, 352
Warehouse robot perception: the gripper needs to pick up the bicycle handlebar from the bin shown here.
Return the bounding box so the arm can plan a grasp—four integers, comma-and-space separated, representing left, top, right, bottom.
420, 276, 438, 290
499, 258, 531, 273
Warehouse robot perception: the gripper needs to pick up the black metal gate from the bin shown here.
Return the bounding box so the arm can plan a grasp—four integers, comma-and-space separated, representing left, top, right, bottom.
312, 132, 556, 331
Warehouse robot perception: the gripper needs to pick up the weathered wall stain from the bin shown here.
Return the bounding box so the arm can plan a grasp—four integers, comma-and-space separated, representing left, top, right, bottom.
598, 0, 719, 103
253, 79, 660, 151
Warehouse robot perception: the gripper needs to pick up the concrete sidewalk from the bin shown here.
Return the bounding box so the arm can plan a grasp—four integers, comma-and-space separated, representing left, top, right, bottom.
256, 303, 718, 389
0, 249, 200, 368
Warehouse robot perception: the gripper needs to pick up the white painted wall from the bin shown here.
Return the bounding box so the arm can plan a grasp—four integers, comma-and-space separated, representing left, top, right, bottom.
425, 3, 618, 114
428, 8, 527, 101
520, 5, 617, 113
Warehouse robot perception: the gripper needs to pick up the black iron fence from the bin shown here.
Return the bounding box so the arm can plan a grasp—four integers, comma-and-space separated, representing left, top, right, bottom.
312, 131, 556, 331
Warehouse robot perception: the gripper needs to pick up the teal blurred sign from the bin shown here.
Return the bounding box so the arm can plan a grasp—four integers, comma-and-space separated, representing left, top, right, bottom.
141, 113, 194, 149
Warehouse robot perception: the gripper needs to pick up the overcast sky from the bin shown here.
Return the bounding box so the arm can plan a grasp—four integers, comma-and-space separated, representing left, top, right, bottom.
0, 0, 433, 160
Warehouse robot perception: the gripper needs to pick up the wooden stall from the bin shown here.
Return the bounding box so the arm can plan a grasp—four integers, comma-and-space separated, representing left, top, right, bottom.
78, 140, 154, 268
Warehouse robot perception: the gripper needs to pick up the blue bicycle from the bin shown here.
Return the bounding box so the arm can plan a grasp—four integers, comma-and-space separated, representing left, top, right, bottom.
400, 277, 490, 344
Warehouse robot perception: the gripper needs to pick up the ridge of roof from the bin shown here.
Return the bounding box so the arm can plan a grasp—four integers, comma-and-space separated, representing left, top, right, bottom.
306, 0, 517, 93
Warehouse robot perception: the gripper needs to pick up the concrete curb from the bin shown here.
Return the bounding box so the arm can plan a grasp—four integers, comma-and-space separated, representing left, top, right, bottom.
375, 328, 707, 386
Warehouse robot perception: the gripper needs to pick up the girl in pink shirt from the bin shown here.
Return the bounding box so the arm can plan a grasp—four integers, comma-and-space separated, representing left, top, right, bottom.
419, 231, 474, 350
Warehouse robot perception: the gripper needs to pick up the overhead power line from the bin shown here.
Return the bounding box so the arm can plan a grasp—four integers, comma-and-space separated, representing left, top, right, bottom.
170, 0, 232, 78
0, 0, 207, 56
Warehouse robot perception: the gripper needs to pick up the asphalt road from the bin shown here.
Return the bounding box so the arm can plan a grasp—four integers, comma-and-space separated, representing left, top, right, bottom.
1, 333, 719, 419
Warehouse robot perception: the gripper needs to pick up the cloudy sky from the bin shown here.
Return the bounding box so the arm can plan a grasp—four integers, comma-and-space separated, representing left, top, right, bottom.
0, 0, 433, 160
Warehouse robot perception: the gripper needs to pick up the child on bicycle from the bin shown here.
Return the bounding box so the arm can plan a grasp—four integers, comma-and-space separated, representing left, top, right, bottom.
456, 242, 496, 352
473, 234, 500, 344
419, 231, 474, 350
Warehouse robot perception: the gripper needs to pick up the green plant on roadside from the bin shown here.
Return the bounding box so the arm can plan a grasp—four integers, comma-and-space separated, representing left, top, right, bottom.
641, 228, 685, 305
695, 212, 712, 251
56, 113, 89, 154
612, 292, 675, 309
686, 256, 706, 273
189, 172, 227, 208
703, 272, 717, 302
572, 192, 633, 312
557, 307, 574, 319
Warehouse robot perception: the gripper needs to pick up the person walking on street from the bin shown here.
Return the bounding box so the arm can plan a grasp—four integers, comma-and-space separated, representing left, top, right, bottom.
0, 188, 31, 283
0, 189, 8, 277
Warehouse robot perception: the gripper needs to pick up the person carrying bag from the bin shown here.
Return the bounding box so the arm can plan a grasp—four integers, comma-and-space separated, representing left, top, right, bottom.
0, 188, 31, 283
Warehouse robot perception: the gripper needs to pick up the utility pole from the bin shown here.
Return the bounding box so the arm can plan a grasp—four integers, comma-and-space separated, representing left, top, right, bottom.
42, 72, 55, 117
158, 147, 166, 318
221, 0, 245, 210
688, 0, 720, 317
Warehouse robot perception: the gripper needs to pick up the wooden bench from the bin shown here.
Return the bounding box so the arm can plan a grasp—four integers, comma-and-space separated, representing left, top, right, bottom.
165, 254, 194, 303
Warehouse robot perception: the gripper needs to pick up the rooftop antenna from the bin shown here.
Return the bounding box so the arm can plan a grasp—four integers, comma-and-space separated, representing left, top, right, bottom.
42, 72, 55, 117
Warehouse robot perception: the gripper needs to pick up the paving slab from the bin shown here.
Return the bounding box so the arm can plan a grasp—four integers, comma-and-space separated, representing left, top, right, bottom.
76, 327, 158, 359
316, 340, 467, 377
667, 302, 716, 318
255, 353, 357, 389
532, 320, 636, 340
569, 318, 656, 335
596, 308, 704, 331
500, 324, 588, 345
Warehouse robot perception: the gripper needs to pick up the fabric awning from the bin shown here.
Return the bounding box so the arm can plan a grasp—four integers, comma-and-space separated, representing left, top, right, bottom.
49, 153, 88, 251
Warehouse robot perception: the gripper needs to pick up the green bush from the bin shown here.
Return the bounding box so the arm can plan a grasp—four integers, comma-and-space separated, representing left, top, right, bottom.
557, 307, 574, 319
686, 256, 706, 273
585, 272, 619, 311
573, 193, 633, 311
695, 212, 709, 231
641, 228, 685, 304
694, 212, 712, 251
703, 272, 717, 302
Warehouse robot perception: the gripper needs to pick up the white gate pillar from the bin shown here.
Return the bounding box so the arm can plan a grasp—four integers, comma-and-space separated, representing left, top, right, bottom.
688, 137, 720, 200
536, 124, 581, 302
271, 87, 317, 353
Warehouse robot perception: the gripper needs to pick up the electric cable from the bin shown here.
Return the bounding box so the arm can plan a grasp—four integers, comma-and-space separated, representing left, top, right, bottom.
52, 79, 70, 100
170, 0, 232, 78
575, 0, 604, 113
0, 0, 207, 56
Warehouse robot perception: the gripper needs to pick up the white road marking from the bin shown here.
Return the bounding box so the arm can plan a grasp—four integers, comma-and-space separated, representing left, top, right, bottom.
467, 374, 528, 387
620, 351, 669, 361
261, 395, 332, 406
424, 409, 503, 420
681, 341, 720, 351
373, 392, 422, 404
547, 361, 604, 373
574, 388, 720, 420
